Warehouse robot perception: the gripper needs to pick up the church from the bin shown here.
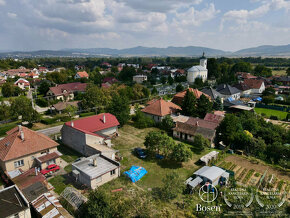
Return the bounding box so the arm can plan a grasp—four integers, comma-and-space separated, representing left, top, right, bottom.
187, 53, 208, 84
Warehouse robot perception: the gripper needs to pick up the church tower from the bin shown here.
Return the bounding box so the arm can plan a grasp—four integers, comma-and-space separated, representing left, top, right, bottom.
200, 52, 207, 69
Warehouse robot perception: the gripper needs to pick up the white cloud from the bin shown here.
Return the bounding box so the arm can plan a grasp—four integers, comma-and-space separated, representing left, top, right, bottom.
0, 0, 5, 6
173, 3, 220, 27
7, 12, 17, 18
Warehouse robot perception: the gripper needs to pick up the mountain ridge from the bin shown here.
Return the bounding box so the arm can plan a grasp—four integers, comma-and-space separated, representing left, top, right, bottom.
1, 44, 289, 58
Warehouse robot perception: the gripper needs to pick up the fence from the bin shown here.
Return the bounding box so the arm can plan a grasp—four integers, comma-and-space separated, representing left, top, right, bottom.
255, 103, 290, 112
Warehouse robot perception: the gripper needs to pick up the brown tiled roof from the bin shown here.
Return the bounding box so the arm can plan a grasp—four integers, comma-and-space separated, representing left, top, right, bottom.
142, 98, 181, 117
37, 152, 60, 163
76, 71, 89, 78
52, 101, 79, 111
172, 88, 210, 105
49, 82, 87, 96
0, 126, 59, 161
204, 113, 224, 124
185, 117, 219, 130
12, 168, 47, 190
173, 122, 197, 135
243, 79, 264, 89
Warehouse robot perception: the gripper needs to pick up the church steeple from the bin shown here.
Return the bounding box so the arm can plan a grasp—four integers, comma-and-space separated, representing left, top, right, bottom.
200, 52, 207, 69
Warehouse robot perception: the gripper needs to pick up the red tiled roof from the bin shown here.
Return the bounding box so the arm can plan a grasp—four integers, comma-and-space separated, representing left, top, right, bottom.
101, 82, 111, 88
142, 98, 181, 117
103, 77, 118, 84
185, 117, 219, 130
172, 88, 210, 105
14, 79, 30, 86
204, 113, 224, 124
37, 152, 60, 163
243, 79, 264, 89
12, 168, 47, 190
0, 126, 59, 161
65, 113, 119, 136
49, 82, 87, 96
76, 71, 89, 78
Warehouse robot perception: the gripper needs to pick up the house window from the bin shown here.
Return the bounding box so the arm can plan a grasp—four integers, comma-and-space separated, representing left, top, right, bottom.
14, 160, 24, 168
110, 169, 116, 175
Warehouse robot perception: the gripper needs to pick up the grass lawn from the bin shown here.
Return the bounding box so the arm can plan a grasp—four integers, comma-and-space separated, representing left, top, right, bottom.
254, 107, 288, 120
48, 175, 72, 195
58, 143, 82, 163
272, 69, 286, 76
112, 124, 214, 189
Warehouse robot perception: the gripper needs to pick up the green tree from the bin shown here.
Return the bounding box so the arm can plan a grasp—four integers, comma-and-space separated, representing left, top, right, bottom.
176, 83, 184, 93
192, 134, 210, 151
133, 109, 154, 128
231, 62, 252, 74
144, 131, 164, 154
168, 76, 174, 85
159, 172, 183, 200
170, 143, 192, 162
0, 101, 10, 121
151, 87, 158, 95
81, 85, 109, 110
181, 90, 197, 116
197, 94, 213, 118
107, 93, 130, 126
254, 65, 272, 77
207, 58, 221, 79
193, 77, 204, 89
161, 76, 167, 84
90, 70, 103, 85
2, 82, 16, 97
63, 105, 78, 117
38, 80, 51, 95
161, 115, 175, 133
118, 66, 136, 81
10, 96, 40, 123
287, 67, 290, 76
46, 71, 68, 84
213, 96, 223, 111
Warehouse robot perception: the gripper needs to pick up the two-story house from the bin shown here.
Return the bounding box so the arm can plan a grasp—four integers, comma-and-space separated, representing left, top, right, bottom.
0, 126, 60, 173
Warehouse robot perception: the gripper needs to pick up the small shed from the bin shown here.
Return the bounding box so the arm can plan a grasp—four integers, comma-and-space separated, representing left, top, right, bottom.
200, 151, 219, 165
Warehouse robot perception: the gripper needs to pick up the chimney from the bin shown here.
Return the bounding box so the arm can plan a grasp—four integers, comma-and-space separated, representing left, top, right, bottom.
35, 167, 38, 176
196, 121, 199, 126
93, 158, 97, 167
18, 125, 22, 132
71, 121, 74, 127
20, 131, 24, 141
103, 114, 106, 123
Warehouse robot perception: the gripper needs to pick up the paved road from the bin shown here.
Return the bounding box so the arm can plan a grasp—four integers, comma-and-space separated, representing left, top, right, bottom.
0, 125, 63, 140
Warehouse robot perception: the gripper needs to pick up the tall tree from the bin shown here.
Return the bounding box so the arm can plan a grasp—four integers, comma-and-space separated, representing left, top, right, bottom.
213, 96, 223, 111
181, 90, 198, 117
38, 80, 51, 95
10, 96, 40, 123
197, 94, 213, 118
107, 93, 130, 126
170, 143, 192, 162
81, 85, 109, 110
176, 83, 184, 93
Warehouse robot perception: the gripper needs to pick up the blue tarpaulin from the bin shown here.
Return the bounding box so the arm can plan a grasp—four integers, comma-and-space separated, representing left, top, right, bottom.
253, 97, 262, 101
124, 166, 147, 183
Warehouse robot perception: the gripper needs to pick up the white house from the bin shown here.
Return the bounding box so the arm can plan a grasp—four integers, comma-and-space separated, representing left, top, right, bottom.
14, 78, 30, 90
187, 53, 208, 83
243, 79, 265, 94
133, 75, 147, 84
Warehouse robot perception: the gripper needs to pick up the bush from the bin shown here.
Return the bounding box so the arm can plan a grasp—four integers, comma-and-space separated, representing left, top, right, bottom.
133, 110, 154, 129
270, 115, 278, 120
41, 117, 56, 125
79, 112, 95, 117
35, 97, 49, 107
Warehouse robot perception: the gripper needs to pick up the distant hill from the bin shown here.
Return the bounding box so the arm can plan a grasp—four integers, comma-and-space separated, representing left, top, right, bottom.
0, 44, 289, 58
234, 44, 290, 57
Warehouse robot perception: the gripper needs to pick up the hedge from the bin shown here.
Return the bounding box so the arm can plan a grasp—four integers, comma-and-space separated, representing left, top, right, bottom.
79, 112, 95, 117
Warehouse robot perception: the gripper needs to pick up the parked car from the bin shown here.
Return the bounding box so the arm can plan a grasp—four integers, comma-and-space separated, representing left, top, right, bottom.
40, 164, 60, 175
134, 147, 147, 159
155, 154, 164, 160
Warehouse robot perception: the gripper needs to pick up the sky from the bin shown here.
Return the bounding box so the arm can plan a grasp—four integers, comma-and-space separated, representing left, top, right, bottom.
0, 0, 289, 51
